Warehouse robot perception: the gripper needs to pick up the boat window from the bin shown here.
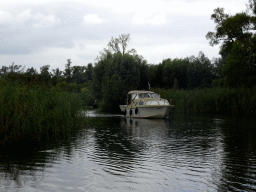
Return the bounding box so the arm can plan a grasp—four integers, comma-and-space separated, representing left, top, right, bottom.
138, 93, 149, 98
158, 100, 169, 105
133, 94, 138, 100
149, 93, 160, 98
135, 101, 144, 106
146, 100, 159, 105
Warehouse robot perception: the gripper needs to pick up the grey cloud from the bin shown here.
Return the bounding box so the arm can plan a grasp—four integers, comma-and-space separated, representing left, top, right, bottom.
0, 2, 118, 55
0, 0, 222, 69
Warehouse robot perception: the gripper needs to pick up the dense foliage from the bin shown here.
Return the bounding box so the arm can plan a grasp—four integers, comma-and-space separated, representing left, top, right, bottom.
0, 73, 86, 146
206, 1, 256, 88
149, 51, 217, 90
92, 35, 149, 111
92, 34, 220, 111
154, 87, 256, 113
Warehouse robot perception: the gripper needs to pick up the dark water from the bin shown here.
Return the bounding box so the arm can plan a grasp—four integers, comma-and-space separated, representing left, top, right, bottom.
1, 110, 256, 192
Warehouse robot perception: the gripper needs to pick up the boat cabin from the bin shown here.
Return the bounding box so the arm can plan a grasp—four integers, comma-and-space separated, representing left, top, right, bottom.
127, 90, 161, 105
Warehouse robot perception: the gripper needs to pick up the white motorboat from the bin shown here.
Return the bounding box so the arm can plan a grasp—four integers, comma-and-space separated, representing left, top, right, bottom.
119, 90, 174, 118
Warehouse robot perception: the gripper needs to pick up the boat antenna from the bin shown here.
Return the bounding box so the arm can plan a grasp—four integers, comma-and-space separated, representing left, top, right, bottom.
148, 82, 150, 90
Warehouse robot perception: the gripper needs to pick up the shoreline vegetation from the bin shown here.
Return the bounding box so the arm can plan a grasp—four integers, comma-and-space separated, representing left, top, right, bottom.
153, 88, 256, 114
0, 73, 89, 147
1, 71, 256, 148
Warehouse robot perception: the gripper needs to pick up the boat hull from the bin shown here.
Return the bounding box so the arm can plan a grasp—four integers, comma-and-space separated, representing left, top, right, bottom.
125, 105, 174, 118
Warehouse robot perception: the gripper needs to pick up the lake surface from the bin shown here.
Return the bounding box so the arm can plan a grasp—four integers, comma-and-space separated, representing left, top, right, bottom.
1, 110, 256, 192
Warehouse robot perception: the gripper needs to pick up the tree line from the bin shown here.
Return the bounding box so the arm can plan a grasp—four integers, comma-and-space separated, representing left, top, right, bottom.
0, 35, 219, 112
0, 61, 93, 86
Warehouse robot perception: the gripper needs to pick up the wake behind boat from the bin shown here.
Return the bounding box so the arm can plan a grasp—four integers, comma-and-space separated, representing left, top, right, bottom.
119, 90, 174, 118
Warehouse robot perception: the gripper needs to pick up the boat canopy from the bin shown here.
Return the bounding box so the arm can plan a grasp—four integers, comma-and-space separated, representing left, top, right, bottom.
127, 90, 154, 95
127, 90, 160, 105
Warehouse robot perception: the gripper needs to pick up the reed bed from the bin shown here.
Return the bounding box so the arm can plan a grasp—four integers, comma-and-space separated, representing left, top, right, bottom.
153, 87, 256, 113
0, 76, 85, 146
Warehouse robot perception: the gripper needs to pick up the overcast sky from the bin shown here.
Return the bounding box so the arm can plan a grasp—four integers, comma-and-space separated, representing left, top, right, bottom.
0, 0, 249, 72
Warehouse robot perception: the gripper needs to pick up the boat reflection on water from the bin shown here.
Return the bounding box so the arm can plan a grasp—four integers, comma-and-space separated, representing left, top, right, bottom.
120, 117, 171, 140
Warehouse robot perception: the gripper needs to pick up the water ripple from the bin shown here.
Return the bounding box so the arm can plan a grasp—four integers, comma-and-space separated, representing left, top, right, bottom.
1, 114, 256, 191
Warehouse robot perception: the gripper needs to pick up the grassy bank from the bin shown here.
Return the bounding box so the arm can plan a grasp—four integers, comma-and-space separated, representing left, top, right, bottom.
153, 87, 256, 113
0, 75, 86, 146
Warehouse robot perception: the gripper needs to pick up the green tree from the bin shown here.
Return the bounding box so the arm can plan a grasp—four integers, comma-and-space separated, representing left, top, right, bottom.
26, 67, 38, 76
101, 73, 123, 111
119, 53, 140, 91
51, 67, 63, 86
9, 62, 24, 74
137, 57, 150, 90
93, 52, 112, 100
97, 33, 136, 60
52, 67, 62, 77
187, 52, 215, 89
161, 58, 189, 89
64, 59, 72, 83
224, 40, 256, 87
162, 58, 175, 88
0, 63, 24, 75
71, 65, 87, 84
206, 4, 256, 87
40, 65, 51, 83
85, 63, 93, 81
149, 63, 165, 88
93, 34, 148, 111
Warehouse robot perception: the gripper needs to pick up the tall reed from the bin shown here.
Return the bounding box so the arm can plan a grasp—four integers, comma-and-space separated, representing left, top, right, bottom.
153, 87, 256, 113
0, 75, 85, 146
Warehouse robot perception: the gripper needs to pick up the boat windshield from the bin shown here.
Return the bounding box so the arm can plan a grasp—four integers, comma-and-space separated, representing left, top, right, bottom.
138, 93, 149, 98
149, 93, 160, 98
128, 92, 159, 103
